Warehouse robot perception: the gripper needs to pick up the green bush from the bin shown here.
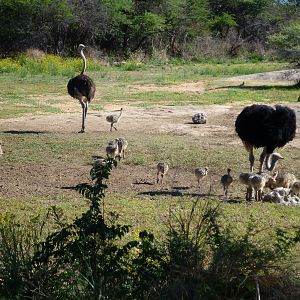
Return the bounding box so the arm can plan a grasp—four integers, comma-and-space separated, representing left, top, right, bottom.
162, 200, 300, 299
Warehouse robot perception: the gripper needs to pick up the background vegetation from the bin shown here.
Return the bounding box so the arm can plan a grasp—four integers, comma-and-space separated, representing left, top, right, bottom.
0, 0, 299, 61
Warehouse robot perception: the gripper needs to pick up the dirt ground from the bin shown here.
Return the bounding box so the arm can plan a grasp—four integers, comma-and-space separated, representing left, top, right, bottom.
1, 70, 300, 199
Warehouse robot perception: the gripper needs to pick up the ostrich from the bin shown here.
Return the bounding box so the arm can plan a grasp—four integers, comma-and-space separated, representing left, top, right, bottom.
67, 44, 96, 133
0, 140, 3, 155
270, 172, 297, 189
93, 158, 107, 170
106, 108, 123, 131
239, 172, 254, 201
221, 168, 233, 198
235, 104, 296, 173
194, 167, 208, 191
249, 171, 278, 201
157, 162, 169, 184
116, 137, 128, 160
106, 140, 119, 159
291, 181, 300, 196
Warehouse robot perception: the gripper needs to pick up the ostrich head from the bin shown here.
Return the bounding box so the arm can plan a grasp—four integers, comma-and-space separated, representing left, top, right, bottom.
265, 153, 284, 171
78, 44, 86, 52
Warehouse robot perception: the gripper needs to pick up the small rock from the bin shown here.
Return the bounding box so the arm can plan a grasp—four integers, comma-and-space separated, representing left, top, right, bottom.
192, 112, 207, 124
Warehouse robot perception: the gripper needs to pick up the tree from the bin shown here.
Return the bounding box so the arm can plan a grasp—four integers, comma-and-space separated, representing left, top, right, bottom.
269, 21, 300, 61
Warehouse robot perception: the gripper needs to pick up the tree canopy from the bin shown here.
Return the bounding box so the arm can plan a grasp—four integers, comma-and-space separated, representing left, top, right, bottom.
0, 0, 299, 58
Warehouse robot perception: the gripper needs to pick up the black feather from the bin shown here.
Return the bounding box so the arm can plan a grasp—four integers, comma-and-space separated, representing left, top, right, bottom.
67, 74, 95, 102
235, 104, 296, 154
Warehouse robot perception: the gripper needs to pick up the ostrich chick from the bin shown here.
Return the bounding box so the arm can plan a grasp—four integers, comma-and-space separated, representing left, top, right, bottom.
270, 172, 297, 189
93, 158, 107, 170
221, 168, 233, 198
239, 172, 254, 201
249, 172, 278, 201
106, 108, 123, 131
93, 158, 107, 181
195, 167, 208, 191
116, 137, 128, 160
157, 162, 169, 184
291, 181, 300, 196
106, 140, 119, 159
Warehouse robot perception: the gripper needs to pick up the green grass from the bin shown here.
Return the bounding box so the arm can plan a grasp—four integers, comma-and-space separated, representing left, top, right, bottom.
1, 131, 299, 173
0, 192, 299, 244
0, 58, 295, 118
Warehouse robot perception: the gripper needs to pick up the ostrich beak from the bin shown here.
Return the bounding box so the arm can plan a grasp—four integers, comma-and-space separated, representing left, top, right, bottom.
273, 152, 284, 159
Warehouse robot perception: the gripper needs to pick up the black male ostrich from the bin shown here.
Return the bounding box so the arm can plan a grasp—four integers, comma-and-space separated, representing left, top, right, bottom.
67, 44, 96, 133
235, 104, 296, 172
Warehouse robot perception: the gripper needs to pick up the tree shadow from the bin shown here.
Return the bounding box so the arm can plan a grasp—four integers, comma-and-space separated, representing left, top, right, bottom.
209, 83, 300, 92
138, 189, 218, 198
1, 130, 47, 134
138, 190, 186, 197
60, 186, 77, 190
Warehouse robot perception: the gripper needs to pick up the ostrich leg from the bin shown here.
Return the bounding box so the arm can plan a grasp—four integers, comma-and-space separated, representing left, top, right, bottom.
85, 101, 89, 119
259, 147, 267, 173
80, 101, 86, 133
248, 146, 255, 172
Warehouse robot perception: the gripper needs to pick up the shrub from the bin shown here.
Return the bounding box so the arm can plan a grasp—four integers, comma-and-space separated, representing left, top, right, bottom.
162, 200, 300, 299
0, 209, 61, 298
25, 48, 46, 61
32, 158, 164, 299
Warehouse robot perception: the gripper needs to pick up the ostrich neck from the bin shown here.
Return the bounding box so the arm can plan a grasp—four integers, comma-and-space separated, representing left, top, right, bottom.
119, 110, 123, 118
265, 154, 278, 171
80, 50, 86, 75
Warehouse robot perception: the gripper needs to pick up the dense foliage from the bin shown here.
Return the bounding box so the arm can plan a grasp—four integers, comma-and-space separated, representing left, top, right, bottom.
0, 0, 299, 59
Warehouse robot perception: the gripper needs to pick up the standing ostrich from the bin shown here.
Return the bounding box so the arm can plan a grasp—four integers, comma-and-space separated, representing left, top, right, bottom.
67, 44, 96, 133
106, 108, 123, 131
235, 104, 296, 173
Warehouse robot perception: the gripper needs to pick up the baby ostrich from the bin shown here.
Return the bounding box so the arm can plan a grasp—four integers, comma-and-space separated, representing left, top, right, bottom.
157, 162, 169, 184
291, 181, 300, 196
249, 172, 278, 201
93, 158, 107, 179
116, 137, 128, 160
194, 167, 208, 191
67, 44, 96, 133
106, 140, 119, 159
270, 172, 297, 189
106, 108, 123, 131
239, 172, 254, 201
93, 158, 107, 169
221, 168, 233, 198
235, 104, 296, 172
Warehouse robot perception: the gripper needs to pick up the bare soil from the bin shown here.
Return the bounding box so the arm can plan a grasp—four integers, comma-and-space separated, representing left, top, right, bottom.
1, 71, 300, 199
